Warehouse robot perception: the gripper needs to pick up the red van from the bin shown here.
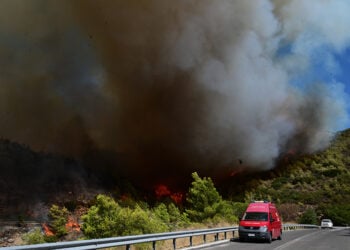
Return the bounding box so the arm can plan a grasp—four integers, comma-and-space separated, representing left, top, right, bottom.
238, 201, 282, 243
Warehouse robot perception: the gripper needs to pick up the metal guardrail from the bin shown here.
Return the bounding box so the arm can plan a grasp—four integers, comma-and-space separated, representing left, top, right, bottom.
282, 223, 319, 230
1, 224, 319, 250
1, 226, 238, 250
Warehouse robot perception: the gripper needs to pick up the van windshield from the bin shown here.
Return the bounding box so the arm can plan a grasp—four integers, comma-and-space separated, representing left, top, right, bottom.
242, 212, 268, 221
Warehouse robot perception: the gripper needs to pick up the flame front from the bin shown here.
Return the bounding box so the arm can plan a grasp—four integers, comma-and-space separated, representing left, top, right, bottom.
155, 184, 171, 197
42, 223, 54, 236
155, 184, 183, 204
66, 216, 80, 232
170, 192, 183, 204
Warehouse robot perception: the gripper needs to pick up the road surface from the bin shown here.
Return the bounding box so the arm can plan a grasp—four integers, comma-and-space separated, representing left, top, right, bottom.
192, 228, 350, 250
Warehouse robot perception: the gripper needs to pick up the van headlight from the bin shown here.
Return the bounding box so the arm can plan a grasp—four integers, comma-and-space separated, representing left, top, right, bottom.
260, 225, 268, 232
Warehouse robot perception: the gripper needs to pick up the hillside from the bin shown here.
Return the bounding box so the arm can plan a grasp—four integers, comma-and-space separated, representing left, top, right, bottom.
1, 130, 350, 247
237, 129, 350, 225
0, 139, 107, 219
1, 129, 350, 224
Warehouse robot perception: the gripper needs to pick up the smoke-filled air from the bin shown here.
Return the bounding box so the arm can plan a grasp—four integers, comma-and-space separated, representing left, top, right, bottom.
1, 0, 349, 184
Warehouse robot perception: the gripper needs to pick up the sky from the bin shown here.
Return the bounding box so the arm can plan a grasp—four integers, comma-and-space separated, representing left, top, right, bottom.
1, 0, 350, 182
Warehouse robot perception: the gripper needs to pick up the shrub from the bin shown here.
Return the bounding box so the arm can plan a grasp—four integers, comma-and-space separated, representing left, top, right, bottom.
153, 203, 170, 224
82, 194, 169, 239
119, 205, 168, 235
22, 228, 45, 245
298, 208, 317, 224
210, 200, 239, 224
48, 205, 68, 237
167, 203, 190, 228
81, 194, 121, 239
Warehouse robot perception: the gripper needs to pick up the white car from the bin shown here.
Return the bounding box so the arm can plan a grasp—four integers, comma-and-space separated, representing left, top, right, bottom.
321, 219, 333, 229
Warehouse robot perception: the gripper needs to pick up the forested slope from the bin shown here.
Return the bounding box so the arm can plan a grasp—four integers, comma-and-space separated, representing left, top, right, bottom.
242, 129, 350, 225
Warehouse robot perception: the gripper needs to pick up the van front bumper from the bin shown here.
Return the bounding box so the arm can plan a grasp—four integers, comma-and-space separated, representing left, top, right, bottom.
238, 230, 270, 240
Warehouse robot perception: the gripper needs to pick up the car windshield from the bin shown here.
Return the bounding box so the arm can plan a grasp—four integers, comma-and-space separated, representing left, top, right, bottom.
242, 212, 268, 221
322, 219, 331, 222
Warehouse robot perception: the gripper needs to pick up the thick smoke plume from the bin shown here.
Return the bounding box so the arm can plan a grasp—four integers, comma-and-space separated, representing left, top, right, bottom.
0, 0, 349, 185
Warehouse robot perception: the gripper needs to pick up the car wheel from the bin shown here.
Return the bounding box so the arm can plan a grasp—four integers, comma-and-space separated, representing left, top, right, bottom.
239, 237, 245, 242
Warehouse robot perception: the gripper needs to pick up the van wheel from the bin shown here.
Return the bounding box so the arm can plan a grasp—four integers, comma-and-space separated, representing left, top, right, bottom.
277, 230, 282, 240
239, 237, 245, 242
266, 232, 272, 243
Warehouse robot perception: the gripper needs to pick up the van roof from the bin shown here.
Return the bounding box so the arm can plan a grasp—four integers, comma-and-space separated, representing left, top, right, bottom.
246, 202, 275, 212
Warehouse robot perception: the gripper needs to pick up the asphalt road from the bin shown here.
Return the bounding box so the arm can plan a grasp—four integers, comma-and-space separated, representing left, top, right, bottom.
194, 228, 350, 250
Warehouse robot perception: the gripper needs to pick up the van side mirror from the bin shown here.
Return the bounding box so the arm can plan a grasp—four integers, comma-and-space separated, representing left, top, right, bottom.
270, 218, 275, 222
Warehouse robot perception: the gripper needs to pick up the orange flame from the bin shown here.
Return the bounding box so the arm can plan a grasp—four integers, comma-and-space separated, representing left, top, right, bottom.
42, 223, 54, 236
170, 192, 183, 204
155, 184, 171, 197
65, 216, 80, 232
155, 184, 183, 204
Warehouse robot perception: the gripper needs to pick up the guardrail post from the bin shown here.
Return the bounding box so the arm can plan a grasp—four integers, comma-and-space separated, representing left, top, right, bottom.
203, 234, 206, 243
232, 230, 235, 238
126, 244, 130, 250
173, 238, 176, 249
224, 232, 227, 239
190, 236, 193, 246
153, 241, 156, 250
215, 233, 219, 241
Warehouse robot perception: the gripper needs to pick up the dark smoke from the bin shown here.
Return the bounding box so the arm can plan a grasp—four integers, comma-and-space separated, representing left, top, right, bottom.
0, 0, 349, 186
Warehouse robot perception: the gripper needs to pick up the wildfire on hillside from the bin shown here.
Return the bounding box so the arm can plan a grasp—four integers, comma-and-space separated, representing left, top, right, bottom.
155, 184, 184, 204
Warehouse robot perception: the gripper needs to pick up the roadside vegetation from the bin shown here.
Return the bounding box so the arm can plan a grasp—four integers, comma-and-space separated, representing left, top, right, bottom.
21, 172, 247, 246
81, 172, 243, 239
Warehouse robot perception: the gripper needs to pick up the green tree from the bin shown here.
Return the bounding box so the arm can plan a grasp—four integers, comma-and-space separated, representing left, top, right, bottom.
153, 203, 170, 224
322, 204, 350, 226
82, 194, 169, 239
212, 200, 239, 224
81, 194, 121, 239
119, 205, 168, 235
231, 202, 248, 220
167, 203, 190, 228
48, 204, 68, 237
186, 172, 223, 222
298, 208, 317, 224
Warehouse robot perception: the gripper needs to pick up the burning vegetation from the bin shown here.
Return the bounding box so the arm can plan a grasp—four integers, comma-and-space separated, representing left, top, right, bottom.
65, 217, 80, 233
41, 224, 54, 237
155, 184, 184, 204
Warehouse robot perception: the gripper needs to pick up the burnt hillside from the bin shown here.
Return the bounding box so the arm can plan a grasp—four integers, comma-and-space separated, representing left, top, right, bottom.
0, 139, 105, 219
